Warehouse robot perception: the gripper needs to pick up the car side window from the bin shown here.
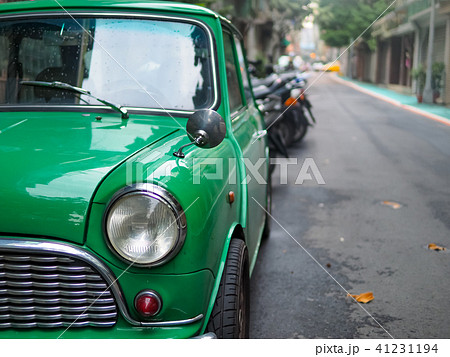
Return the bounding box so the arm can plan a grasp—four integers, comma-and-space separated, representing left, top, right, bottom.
234, 38, 252, 103
223, 31, 244, 114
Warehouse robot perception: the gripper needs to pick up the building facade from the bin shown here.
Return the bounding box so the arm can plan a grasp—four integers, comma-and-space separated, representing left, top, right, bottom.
371, 0, 450, 104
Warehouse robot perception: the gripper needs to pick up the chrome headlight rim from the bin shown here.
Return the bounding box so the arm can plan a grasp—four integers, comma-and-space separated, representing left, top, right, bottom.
103, 183, 187, 268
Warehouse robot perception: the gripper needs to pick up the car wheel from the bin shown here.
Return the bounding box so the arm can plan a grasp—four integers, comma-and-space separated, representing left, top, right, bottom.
206, 239, 250, 338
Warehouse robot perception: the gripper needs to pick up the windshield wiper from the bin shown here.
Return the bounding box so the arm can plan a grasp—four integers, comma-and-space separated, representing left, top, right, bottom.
20, 80, 129, 119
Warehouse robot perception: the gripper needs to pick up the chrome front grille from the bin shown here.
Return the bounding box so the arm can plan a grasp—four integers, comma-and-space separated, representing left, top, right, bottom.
0, 252, 117, 328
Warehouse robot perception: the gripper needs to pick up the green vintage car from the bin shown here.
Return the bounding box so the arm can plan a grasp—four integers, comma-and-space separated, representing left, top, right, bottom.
0, 0, 270, 339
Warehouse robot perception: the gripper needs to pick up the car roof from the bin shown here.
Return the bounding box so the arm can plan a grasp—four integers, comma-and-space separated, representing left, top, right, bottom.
0, 0, 221, 19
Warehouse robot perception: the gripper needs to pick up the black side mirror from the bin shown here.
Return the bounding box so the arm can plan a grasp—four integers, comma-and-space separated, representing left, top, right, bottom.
173, 109, 226, 158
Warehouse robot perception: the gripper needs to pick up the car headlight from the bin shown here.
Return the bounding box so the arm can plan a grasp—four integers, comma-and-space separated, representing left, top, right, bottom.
104, 184, 186, 267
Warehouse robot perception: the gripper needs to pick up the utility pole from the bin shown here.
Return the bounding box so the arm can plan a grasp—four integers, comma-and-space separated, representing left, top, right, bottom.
423, 0, 436, 103
348, 38, 354, 79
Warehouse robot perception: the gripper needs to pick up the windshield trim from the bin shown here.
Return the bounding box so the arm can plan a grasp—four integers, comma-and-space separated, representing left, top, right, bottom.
0, 104, 199, 117
0, 11, 220, 115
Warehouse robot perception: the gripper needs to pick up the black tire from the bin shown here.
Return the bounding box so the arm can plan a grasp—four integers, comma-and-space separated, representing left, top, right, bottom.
206, 239, 250, 338
293, 108, 308, 143
268, 130, 289, 158
294, 122, 308, 143
279, 110, 297, 147
262, 174, 272, 240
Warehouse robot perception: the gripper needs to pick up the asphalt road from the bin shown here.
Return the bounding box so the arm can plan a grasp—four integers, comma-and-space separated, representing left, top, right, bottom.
249, 73, 450, 339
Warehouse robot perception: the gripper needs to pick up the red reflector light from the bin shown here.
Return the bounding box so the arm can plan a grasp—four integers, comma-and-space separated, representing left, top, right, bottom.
134, 290, 162, 317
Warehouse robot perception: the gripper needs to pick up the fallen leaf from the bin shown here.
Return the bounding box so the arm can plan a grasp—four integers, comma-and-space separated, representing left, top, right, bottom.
428, 243, 446, 251
382, 201, 402, 209
348, 291, 374, 304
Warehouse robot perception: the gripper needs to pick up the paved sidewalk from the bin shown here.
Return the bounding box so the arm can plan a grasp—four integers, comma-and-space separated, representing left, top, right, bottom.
333, 74, 450, 125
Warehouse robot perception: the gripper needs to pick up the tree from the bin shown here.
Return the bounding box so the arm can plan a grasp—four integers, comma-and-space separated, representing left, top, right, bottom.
267, 0, 312, 59
315, 0, 393, 49
178, 0, 311, 26
270, 0, 312, 30
176, 0, 313, 63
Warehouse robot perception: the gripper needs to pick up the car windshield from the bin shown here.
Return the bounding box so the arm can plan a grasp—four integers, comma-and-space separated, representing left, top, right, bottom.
0, 16, 215, 111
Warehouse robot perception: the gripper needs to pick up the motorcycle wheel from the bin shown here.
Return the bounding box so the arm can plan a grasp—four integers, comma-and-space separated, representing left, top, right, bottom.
278, 111, 297, 147
292, 107, 309, 143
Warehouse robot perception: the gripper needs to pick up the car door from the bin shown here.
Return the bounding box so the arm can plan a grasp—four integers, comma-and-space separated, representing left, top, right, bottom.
222, 29, 268, 267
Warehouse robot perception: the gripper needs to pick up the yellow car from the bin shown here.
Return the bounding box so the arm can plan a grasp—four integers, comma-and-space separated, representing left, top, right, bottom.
323, 61, 340, 72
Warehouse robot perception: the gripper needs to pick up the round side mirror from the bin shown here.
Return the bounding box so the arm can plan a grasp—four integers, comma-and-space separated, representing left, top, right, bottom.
173, 109, 226, 158
186, 109, 226, 148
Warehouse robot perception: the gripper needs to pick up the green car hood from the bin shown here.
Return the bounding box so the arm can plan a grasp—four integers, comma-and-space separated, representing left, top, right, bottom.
0, 111, 180, 244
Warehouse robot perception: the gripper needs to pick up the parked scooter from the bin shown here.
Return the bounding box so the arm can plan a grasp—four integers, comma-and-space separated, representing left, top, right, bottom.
286, 72, 316, 126
254, 90, 288, 174
252, 70, 315, 150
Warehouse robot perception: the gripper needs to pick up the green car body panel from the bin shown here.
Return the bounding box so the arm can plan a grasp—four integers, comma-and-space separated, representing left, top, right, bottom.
0, 0, 268, 338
